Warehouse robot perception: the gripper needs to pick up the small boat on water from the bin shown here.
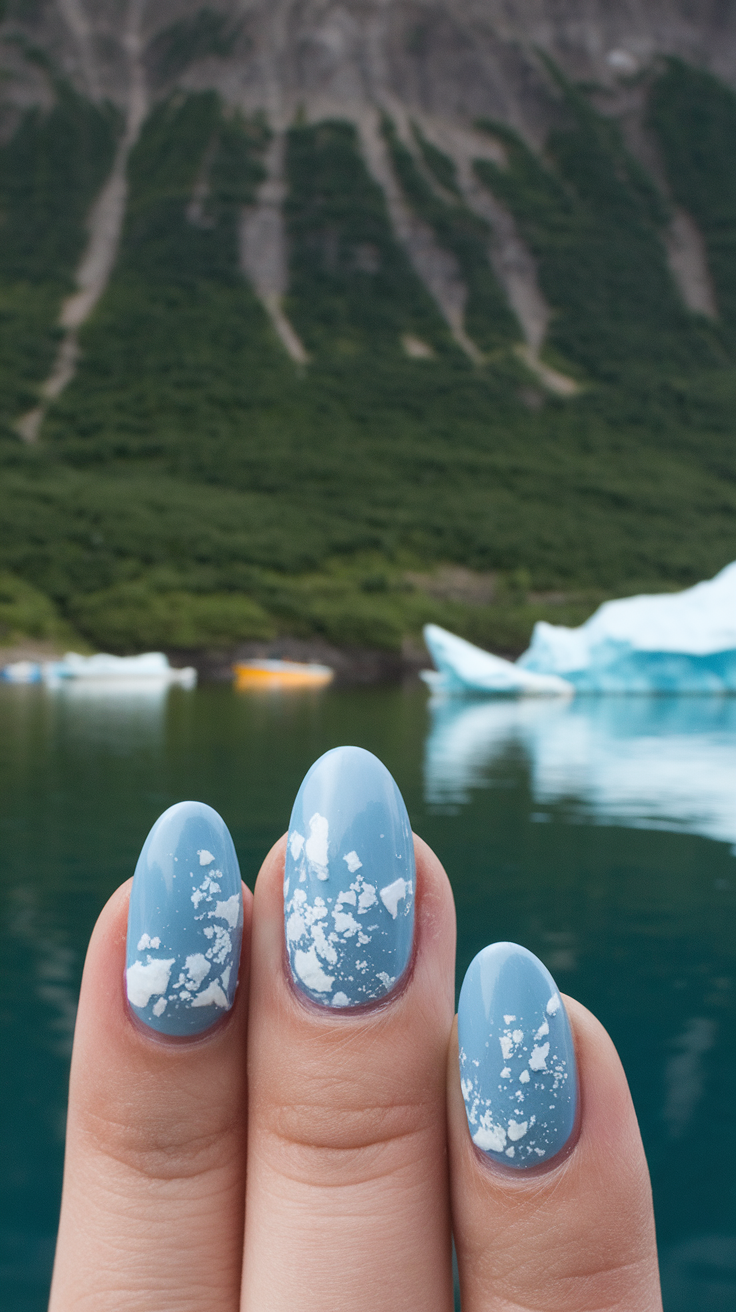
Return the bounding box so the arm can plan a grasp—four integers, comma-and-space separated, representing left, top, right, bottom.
233, 658, 334, 690
1, 652, 196, 687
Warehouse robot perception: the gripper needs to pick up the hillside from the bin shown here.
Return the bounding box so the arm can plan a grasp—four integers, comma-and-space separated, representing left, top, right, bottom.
1, 1, 736, 656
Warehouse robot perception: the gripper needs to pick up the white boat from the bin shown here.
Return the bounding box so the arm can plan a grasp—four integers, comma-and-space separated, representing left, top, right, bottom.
42, 652, 197, 688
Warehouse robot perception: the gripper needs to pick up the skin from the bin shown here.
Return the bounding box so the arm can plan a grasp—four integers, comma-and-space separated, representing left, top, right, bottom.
49, 834, 662, 1312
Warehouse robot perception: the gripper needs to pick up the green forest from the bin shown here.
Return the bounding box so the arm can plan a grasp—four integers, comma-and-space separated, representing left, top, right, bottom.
1, 56, 736, 654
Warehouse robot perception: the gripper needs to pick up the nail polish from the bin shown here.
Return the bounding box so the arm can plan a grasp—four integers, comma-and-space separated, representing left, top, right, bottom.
458, 942, 577, 1168
284, 745, 415, 1008
125, 801, 243, 1036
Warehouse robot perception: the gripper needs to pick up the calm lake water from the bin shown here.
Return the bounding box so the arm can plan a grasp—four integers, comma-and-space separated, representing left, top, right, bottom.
1, 681, 735, 1310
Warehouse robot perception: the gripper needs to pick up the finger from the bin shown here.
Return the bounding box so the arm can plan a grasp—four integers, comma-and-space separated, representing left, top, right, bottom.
449, 943, 661, 1312
242, 748, 457, 1312
50, 803, 252, 1312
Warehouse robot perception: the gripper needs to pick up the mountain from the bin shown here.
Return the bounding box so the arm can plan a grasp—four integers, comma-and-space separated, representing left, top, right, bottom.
2, 0, 736, 656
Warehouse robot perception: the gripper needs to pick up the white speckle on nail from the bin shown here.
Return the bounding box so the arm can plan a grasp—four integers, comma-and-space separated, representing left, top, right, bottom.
473, 1117, 507, 1152
377, 971, 394, 990
529, 1042, 550, 1071
500, 1066, 511, 1078
211, 894, 240, 928
500, 1034, 514, 1060
287, 910, 307, 942
305, 813, 330, 879
332, 991, 349, 1006
505, 1146, 516, 1157
191, 980, 228, 1008
343, 850, 362, 873
512, 1029, 523, 1044
358, 883, 377, 911
289, 831, 305, 860
185, 953, 211, 989
137, 933, 160, 951
198, 849, 215, 866
519, 1070, 530, 1084
333, 909, 360, 937
503, 1015, 516, 1023
152, 997, 167, 1017
126, 958, 175, 1008
294, 946, 334, 992
221, 964, 231, 990
547, 993, 561, 1016
379, 877, 409, 918
507, 1119, 528, 1141
535, 1019, 550, 1040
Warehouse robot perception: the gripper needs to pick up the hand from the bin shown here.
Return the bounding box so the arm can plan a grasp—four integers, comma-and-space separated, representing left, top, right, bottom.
49, 749, 662, 1311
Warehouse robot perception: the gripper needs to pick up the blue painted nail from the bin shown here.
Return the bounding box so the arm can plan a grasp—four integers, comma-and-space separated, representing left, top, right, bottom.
458, 942, 577, 1168
284, 745, 415, 1007
125, 801, 243, 1036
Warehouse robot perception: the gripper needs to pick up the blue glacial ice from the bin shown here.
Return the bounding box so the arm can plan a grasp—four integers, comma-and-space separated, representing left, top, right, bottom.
423, 561, 736, 695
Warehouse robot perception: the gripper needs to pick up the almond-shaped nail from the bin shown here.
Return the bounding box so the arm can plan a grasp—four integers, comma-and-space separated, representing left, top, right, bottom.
126, 801, 243, 1036
458, 942, 577, 1167
284, 746, 415, 1007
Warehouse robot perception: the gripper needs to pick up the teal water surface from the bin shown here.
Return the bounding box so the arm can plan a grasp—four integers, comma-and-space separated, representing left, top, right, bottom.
1, 681, 735, 1309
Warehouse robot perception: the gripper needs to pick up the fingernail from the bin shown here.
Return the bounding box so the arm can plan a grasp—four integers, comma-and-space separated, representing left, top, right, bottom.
125, 801, 243, 1036
284, 745, 415, 1008
458, 942, 577, 1168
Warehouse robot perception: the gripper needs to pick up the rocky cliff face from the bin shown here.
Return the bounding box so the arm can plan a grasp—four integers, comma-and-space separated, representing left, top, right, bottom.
2, 2, 736, 652
4, 0, 733, 388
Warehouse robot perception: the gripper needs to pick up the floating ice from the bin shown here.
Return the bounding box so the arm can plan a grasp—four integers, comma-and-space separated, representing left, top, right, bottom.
421, 625, 572, 697
422, 563, 736, 696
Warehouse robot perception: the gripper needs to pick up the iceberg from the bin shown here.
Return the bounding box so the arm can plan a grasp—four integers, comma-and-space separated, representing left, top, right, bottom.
421, 625, 573, 697
42, 651, 197, 688
422, 561, 736, 696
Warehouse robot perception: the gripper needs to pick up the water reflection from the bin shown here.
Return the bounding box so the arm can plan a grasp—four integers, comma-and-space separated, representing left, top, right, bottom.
48, 681, 172, 752
424, 695, 736, 849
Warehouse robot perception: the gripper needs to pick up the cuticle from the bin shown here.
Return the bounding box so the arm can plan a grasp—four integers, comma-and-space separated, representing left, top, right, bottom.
124, 984, 239, 1047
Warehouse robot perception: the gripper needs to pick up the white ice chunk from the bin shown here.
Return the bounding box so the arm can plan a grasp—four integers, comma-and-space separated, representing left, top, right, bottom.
152, 997, 167, 1017
379, 877, 409, 918
377, 971, 394, 989
198, 849, 215, 866
221, 965, 231, 991
137, 933, 160, 951
503, 1015, 516, 1023
211, 894, 240, 928
500, 1067, 511, 1078
529, 1042, 550, 1071
126, 958, 175, 1008
191, 980, 228, 1008
500, 1034, 514, 1060
343, 850, 362, 873
519, 1069, 530, 1084
535, 1019, 550, 1039
332, 992, 349, 1006
546, 994, 561, 1016
294, 946, 334, 993
422, 624, 573, 697
517, 561, 736, 692
289, 831, 305, 860
306, 813, 329, 878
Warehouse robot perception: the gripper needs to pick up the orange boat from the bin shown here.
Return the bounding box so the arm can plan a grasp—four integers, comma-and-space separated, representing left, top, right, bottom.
233, 659, 334, 690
